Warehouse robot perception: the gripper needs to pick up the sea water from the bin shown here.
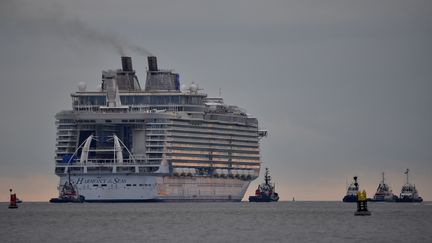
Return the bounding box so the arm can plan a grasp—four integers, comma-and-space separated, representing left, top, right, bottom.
1, 202, 431, 242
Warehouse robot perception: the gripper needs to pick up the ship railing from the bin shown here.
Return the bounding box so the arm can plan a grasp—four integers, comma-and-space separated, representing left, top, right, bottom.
56, 158, 159, 166
73, 104, 182, 113
56, 162, 160, 167
72, 104, 205, 114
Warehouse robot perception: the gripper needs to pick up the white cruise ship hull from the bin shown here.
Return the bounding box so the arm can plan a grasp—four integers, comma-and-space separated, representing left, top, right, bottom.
60, 175, 250, 202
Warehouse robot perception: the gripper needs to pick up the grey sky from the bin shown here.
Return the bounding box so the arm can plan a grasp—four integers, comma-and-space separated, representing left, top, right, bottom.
0, 0, 431, 201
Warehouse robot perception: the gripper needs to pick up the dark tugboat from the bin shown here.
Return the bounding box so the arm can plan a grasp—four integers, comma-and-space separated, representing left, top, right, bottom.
343, 176, 359, 202
249, 168, 279, 202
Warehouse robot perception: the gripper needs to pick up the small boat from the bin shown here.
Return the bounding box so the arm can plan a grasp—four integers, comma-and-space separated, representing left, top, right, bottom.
249, 168, 279, 202
50, 149, 85, 203
50, 181, 85, 203
16, 198, 23, 203
368, 172, 397, 202
396, 169, 423, 203
343, 176, 359, 202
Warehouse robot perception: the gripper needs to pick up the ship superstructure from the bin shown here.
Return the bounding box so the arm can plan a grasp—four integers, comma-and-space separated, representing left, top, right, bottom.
54, 56, 266, 202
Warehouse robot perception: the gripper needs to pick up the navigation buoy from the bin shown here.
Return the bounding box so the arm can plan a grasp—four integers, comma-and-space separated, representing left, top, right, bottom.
355, 190, 371, 216
8, 189, 18, 209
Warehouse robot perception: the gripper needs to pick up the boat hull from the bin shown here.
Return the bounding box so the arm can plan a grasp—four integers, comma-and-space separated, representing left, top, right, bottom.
342, 195, 357, 202
368, 195, 398, 202
57, 174, 250, 202
395, 197, 423, 203
248, 195, 278, 202
368, 199, 396, 202
49, 197, 85, 203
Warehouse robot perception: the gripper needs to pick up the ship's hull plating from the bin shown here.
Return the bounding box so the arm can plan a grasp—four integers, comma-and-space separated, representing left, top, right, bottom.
395, 197, 423, 203
342, 195, 357, 202
248, 195, 279, 202
60, 175, 250, 202
368, 194, 397, 202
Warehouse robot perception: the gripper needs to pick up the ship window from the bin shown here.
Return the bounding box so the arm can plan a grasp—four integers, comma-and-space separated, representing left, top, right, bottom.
139, 184, 144, 186
93, 184, 98, 187
101, 184, 107, 187
133, 184, 136, 186
126, 184, 131, 186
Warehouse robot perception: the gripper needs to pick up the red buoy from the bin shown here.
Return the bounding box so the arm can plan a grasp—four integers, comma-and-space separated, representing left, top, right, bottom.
8, 189, 18, 209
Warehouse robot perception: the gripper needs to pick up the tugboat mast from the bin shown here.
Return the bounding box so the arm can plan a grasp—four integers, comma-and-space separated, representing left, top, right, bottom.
405, 169, 409, 184
264, 168, 270, 185
354, 176, 359, 190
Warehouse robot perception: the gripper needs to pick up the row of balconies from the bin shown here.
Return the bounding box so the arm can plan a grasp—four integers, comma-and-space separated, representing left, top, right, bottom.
169, 132, 259, 143
168, 126, 258, 138
171, 121, 258, 132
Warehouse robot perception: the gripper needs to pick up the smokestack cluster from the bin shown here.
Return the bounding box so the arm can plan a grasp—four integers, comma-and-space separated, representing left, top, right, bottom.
148, 56, 158, 71
121, 56, 133, 71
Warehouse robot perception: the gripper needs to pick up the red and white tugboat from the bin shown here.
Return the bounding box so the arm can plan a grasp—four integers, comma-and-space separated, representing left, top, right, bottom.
249, 168, 279, 202
50, 181, 85, 203
50, 164, 85, 203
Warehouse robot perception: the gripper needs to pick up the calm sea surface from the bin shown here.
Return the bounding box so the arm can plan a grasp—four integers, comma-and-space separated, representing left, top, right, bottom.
1, 201, 431, 243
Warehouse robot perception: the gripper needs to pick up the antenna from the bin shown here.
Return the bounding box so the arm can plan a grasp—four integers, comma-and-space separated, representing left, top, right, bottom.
219, 88, 222, 97
405, 168, 409, 184
264, 168, 270, 185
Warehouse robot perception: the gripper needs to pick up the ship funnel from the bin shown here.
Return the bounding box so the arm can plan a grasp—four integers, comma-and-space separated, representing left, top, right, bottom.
148, 56, 158, 71
121, 56, 133, 71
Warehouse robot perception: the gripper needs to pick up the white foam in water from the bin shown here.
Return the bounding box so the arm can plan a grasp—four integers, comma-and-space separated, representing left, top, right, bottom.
0, 202, 431, 242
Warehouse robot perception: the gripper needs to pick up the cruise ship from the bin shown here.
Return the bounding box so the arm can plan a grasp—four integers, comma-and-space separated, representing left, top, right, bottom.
54, 56, 267, 202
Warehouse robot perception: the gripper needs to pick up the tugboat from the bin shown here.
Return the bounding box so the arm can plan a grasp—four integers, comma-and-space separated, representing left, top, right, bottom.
396, 169, 423, 203
50, 157, 85, 203
343, 176, 359, 202
369, 172, 397, 202
49, 181, 85, 203
249, 168, 279, 202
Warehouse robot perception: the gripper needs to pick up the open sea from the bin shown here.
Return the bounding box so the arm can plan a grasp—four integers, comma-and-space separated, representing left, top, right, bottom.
1, 201, 431, 243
